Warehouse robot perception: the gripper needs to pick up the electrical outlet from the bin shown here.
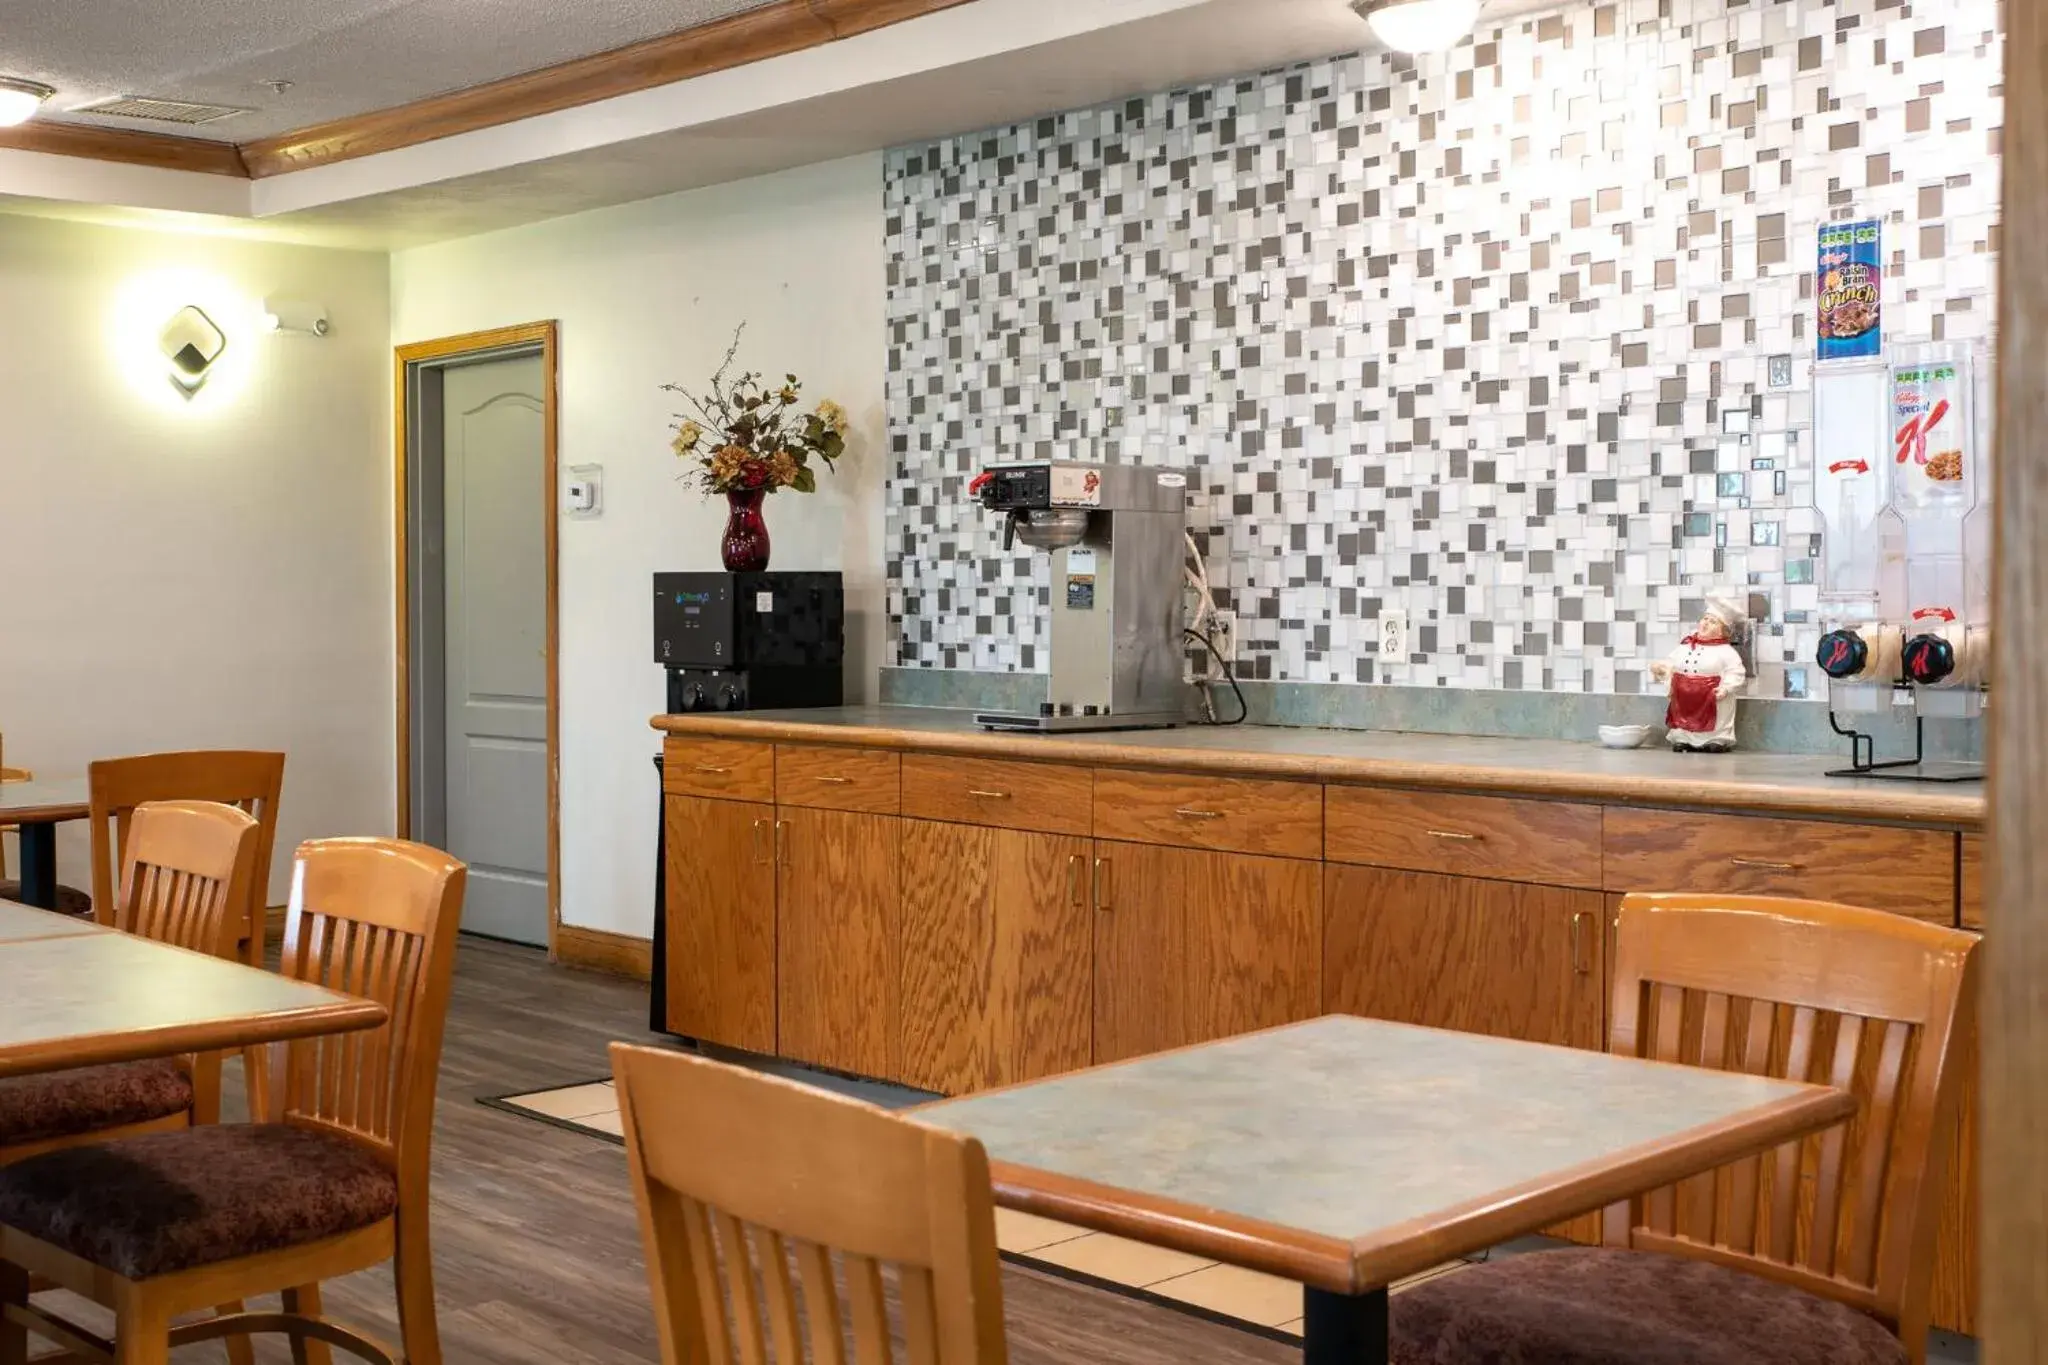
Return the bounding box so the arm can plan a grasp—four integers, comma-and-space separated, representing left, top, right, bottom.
1378, 609, 1409, 662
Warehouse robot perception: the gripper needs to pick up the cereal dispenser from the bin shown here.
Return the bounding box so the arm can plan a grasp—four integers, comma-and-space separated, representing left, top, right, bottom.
1812, 343, 1989, 780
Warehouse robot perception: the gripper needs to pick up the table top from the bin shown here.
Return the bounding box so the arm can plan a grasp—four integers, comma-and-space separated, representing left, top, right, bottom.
920, 1015, 1855, 1293
1, 926, 388, 1078
0, 777, 89, 823
0, 900, 103, 944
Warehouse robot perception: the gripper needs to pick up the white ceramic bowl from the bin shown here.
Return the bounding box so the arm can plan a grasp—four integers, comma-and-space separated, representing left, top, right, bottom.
1598, 724, 1653, 749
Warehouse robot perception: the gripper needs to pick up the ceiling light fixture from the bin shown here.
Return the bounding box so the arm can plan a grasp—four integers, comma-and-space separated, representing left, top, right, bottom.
0, 77, 55, 128
1351, 0, 1482, 54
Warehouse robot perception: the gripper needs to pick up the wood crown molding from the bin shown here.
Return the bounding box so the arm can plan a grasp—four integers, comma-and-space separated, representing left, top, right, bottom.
237, 0, 975, 179
0, 120, 248, 177
3, 0, 967, 186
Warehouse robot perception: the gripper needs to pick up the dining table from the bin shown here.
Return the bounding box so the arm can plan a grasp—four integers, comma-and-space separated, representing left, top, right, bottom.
0, 899, 388, 1079
0, 777, 89, 912
919, 1014, 1856, 1365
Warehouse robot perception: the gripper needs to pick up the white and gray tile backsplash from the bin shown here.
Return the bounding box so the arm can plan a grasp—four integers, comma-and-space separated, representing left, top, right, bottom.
882, 0, 2002, 698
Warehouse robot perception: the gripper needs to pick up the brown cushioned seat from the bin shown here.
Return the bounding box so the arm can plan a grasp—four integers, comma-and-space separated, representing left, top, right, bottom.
0, 1059, 192, 1147
0, 1123, 399, 1279
0, 880, 93, 918
1390, 1247, 1907, 1365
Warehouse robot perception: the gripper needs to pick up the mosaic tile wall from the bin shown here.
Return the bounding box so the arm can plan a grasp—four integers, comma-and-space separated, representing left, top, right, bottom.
882, 0, 2003, 694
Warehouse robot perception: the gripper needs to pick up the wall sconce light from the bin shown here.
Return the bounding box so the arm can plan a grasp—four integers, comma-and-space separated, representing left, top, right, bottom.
159, 305, 228, 398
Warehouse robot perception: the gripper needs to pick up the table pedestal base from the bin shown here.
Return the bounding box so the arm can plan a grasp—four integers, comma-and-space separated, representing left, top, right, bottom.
1303, 1284, 1389, 1365
15, 822, 56, 910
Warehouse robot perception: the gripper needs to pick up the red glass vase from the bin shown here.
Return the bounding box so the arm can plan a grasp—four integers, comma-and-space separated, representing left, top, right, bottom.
721, 487, 771, 572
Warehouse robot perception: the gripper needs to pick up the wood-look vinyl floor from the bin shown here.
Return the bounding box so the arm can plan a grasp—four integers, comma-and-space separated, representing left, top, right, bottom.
46, 937, 1297, 1364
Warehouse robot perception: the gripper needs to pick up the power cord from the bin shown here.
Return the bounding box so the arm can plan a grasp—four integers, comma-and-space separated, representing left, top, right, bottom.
1184, 627, 1248, 725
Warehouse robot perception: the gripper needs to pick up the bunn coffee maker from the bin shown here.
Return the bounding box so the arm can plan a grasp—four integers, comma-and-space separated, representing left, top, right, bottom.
652, 571, 843, 712
969, 460, 1189, 732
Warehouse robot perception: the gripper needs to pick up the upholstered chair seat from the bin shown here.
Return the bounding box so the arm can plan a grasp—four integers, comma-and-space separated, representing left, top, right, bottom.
0, 1123, 399, 1280
0, 1060, 193, 1149
0, 880, 93, 916
1391, 1247, 1908, 1365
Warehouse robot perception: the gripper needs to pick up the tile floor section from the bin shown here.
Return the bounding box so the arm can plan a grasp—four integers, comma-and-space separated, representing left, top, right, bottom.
494, 1079, 1462, 1336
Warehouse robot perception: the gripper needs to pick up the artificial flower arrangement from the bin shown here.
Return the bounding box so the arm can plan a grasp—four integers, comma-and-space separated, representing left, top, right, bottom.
664, 326, 849, 496
663, 325, 850, 571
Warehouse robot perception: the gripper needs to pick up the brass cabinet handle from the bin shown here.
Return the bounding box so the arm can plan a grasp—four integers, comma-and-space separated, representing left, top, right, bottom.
1093, 858, 1110, 911
967, 788, 1011, 799
695, 764, 731, 775
1571, 911, 1591, 975
751, 819, 771, 866
1426, 829, 1480, 842
1173, 808, 1225, 820
1730, 858, 1798, 872
815, 775, 853, 785
774, 819, 789, 866
1067, 854, 1082, 906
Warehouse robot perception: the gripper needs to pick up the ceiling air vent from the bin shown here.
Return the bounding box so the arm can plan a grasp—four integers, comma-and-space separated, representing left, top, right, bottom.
74, 96, 250, 126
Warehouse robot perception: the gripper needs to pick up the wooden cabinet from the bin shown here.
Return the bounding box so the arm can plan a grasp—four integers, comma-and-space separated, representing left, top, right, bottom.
1603, 808, 1955, 921
1961, 832, 1984, 929
1092, 770, 1323, 859
775, 806, 901, 1080
1093, 841, 1321, 1063
661, 736, 776, 802
1326, 787, 1603, 889
1325, 866, 1605, 1050
898, 821, 1092, 1094
661, 795, 777, 1053
901, 754, 1092, 835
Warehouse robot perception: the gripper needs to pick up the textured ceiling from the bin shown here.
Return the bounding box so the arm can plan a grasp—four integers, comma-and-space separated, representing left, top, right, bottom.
0, 0, 784, 140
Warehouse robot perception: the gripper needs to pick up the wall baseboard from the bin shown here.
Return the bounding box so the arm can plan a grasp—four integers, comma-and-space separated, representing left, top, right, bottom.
555, 924, 654, 982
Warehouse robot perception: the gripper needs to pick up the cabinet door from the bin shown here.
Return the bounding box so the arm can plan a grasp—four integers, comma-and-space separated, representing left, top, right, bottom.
1092, 844, 1323, 1063
899, 821, 1093, 1094
776, 807, 901, 1079
1092, 841, 1187, 1064
662, 795, 776, 1053
1325, 865, 1605, 1050
1183, 849, 1323, 1047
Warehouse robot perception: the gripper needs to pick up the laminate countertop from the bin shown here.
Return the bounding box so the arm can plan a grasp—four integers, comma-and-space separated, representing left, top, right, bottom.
651, 706, 1986, 828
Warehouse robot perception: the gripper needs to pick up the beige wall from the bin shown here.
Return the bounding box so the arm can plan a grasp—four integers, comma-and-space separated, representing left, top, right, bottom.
0, 213, 395, 901
391, 153, 887, 939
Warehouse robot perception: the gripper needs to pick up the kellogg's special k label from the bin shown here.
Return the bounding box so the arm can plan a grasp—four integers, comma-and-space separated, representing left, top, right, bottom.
1817, 219, 1882, 361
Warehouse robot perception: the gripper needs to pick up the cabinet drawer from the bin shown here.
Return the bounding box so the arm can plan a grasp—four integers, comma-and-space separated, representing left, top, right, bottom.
1603, 808, 1955, 921
900, 754, 1091, 835
1092, 769, 1322, 858
775, 745, 901, 813
1326, 786, 1603, 889
662, 737, 775, 802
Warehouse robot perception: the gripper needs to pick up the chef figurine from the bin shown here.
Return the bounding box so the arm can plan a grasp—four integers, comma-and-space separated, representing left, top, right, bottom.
1649, 597, 1748, 752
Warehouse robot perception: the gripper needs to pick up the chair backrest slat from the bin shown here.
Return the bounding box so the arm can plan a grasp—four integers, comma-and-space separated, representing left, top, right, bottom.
612, 1043, 1009, 1365
89, 752, 285, 962
276, 838, 464, 1181
1608, 893, 1977, 1364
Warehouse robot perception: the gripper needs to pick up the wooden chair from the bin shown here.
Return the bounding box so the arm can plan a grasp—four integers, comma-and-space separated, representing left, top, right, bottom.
87, 751, 286, 968
1389, 893, 1979, 1365
0, 837, 466, 1365
611, 1041, 1009, 1365
0, 799, 261, 1164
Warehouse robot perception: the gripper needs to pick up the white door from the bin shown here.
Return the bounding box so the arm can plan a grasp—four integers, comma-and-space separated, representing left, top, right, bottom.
442, 356, 549, 944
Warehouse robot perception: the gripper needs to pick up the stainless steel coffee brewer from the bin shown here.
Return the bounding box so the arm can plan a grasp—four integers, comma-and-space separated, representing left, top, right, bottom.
970, 460, 1189, 732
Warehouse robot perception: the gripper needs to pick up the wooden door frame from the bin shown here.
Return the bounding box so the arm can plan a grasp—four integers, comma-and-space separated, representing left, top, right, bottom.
393, 322, 561, 956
